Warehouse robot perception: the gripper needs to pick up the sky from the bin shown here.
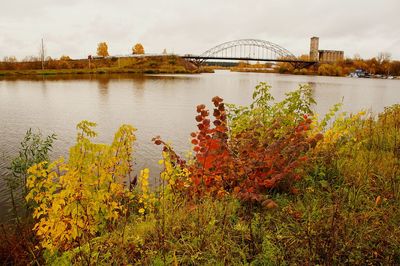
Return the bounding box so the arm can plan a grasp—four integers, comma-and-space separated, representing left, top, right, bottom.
1, 0, 399, 60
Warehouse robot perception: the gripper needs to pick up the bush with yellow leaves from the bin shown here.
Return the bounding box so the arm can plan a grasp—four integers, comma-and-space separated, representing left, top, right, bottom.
26, 121, 137, 252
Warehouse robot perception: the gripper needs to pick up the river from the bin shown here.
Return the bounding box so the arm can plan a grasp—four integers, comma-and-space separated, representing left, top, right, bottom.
0, 70, 399, 220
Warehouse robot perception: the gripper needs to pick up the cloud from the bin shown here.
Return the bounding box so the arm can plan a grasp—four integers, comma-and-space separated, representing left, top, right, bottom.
0, 0, 399, 60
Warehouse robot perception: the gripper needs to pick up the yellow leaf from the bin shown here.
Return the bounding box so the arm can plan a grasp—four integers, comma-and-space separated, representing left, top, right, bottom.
375, 196, 382, 206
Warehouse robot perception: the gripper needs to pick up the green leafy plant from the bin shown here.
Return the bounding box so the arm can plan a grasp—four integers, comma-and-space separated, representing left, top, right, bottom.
6, 129, 56, 221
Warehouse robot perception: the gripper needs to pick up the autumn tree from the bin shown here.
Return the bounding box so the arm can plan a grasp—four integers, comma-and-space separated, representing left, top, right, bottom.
97, 42, 109, 57
390, 61, 400, 76
237, 61, 249, 68
59, 55, 71, 61
298, 54, 310, 61
132, 43, 145, 54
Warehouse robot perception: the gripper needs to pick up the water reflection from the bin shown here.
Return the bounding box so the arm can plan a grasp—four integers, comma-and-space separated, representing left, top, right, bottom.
0, 73, 200, 82
40, 79, 48, 97
97, 77, 110, 101
307, 81, 316, 90
133, 76, 146, 91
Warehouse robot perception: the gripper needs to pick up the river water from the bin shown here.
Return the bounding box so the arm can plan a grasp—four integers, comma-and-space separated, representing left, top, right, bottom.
0, 70, 399, 220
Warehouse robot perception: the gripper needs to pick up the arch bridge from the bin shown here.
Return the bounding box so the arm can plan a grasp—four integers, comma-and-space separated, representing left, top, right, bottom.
183, 39, 315, 68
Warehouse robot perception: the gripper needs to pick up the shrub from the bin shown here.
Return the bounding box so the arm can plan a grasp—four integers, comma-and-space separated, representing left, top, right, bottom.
26, 121, 138, 252
156, 83, 323, 207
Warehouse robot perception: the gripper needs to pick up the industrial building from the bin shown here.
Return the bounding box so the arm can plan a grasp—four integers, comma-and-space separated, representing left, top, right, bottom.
310, 37, 344, 62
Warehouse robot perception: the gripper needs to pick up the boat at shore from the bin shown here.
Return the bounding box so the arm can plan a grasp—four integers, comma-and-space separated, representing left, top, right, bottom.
348, 69, 399, 79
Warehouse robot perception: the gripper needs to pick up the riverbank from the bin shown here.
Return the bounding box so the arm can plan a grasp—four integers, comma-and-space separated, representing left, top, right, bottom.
226, 58, 400, 79
230, 67, 276, 74
229, 67, 400, 79
0, 55, 213, 76
214, 66, 400, 81
0, 68, 198, 76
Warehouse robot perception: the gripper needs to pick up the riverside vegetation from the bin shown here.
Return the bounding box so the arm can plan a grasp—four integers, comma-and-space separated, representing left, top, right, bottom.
1, 83, 400, 265
231, 54, 400, 78
0, 55, 204, 76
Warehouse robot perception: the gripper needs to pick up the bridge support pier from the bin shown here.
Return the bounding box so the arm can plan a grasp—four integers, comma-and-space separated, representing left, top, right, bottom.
186, 59, 203, 67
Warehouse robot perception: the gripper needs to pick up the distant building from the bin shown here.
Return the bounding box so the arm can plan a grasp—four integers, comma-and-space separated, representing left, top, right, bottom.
318, 50, 344, 62
309, 37, 344, 63
310, 37, 319, 61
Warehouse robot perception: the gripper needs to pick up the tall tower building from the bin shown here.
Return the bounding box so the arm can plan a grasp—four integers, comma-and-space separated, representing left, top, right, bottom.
310, 37, 319, 61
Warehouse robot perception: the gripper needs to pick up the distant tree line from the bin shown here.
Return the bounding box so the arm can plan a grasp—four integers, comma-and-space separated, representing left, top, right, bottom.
0, 41, 149, 71
275, 52, 400, 77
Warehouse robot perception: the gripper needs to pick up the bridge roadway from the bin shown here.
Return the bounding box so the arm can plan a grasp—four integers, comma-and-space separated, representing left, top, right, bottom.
182, 55, 317, 68
182, 55, 315, 64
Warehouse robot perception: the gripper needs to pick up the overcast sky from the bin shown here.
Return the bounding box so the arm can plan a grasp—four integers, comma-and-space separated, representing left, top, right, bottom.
1, 0, 399, 60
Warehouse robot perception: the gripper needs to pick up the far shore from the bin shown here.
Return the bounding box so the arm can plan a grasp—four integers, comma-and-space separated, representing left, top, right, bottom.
0, 55, 215, 77
1, 54, 399, 80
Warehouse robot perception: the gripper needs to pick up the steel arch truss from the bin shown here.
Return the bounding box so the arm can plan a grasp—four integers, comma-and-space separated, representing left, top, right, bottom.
200, 39, 297, 61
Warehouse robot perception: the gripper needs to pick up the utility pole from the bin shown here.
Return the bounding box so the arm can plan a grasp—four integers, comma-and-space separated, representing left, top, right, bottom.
41, 38, 45, 70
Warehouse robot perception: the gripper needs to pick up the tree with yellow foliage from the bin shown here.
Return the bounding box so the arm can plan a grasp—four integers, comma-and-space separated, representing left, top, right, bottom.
97, 42, 109, 57
132, 43, 145, 54
59, 55, 71, 61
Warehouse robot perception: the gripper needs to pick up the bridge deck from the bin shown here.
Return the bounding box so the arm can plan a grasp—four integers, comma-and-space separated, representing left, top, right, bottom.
182, 55, 316, 64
